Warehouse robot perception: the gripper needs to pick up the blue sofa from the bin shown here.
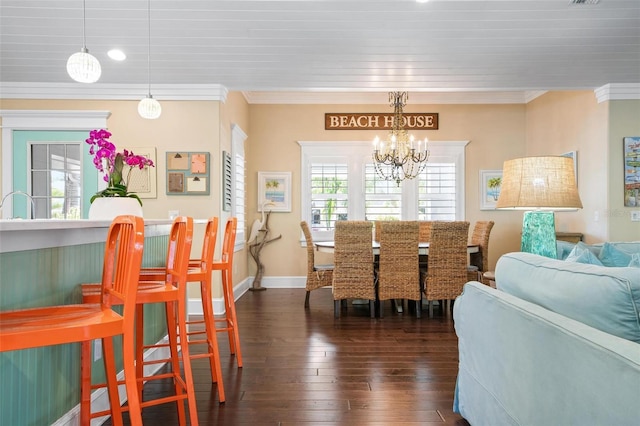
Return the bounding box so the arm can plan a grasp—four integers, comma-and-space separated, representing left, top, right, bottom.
453, 252, 640, 426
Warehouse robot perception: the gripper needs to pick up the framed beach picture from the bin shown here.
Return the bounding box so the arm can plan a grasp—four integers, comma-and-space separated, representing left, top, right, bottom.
479, 170, 503, 210
258, 171, 292, 212
624, 137, 640, 207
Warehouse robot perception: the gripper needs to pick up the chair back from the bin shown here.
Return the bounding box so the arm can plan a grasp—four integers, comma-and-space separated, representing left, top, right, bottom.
425, 221, 470, 300
198, 217, 219, 273
220, 217, 238, 266
333, 221, 375, 301
418, 221, 434, 243
165, 216, 194, 286
300, 221, 316, 275
101, 214, 145, 321
468, 220, 494, 273
301, 221, 333, 294
378, 221, 420, 301
374, 220, 393, 242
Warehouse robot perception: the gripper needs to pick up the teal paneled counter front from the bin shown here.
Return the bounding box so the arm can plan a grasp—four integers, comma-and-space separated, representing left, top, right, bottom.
0, 219, 171, 426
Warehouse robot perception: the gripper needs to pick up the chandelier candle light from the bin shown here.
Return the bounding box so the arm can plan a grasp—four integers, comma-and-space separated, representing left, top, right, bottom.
373, 92, 429, 186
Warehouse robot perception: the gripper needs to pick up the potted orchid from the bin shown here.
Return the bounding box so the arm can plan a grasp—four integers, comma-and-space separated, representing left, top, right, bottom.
86, 129, 155, 206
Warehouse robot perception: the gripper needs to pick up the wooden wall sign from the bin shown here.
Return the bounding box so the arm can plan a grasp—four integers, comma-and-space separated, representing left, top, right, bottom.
325, 113, 438, 130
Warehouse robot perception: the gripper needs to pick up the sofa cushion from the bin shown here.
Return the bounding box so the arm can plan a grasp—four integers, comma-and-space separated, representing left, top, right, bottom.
565, 242, 604, 265
496, 252, 640, 343
556, 240, 576, 260
598, 242, 633, 267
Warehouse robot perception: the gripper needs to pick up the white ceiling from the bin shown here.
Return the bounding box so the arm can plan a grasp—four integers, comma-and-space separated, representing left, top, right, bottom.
1, 0, 639, 103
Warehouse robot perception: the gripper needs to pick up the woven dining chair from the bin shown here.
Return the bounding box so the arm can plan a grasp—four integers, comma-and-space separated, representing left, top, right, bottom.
377, 221, 421, 318
420, 221, 470, 318
333, 221, 375, 318
373, 220, 393, 242
467, 221, 495, 285
301, 221, 334, 308
418, 221, 434, 243
418, 220, 434, 267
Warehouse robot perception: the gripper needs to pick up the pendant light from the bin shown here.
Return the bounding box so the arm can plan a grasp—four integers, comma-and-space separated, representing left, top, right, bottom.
67, 0, 101, 83
138, 0, 162, 119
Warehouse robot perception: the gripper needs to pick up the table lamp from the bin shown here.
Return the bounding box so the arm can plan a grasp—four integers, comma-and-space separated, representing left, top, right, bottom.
496, 156, 582, 259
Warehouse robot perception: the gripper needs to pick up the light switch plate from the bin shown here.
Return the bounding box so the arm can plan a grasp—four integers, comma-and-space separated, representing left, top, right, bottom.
631, 211, 640, 222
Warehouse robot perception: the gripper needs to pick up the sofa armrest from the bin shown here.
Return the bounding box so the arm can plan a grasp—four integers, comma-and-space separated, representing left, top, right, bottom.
453, 281, 640, 426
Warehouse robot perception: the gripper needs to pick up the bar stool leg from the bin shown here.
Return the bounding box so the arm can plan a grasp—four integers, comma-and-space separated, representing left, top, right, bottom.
198, 277, 226, 401
165, 301, 187, 424
221, 267, 242, 367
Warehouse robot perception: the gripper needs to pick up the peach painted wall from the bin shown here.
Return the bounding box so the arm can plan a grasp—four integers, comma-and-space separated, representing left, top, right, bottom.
246, 102, 527, 278
525, 91, 609, 243
525, 92, 640, 243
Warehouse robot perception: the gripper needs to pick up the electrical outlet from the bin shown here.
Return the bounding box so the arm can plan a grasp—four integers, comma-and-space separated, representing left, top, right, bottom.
94, 339, 102, 362
631, 211, 640, 222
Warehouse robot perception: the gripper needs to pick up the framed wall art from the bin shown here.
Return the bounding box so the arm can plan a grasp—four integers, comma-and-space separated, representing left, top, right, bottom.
122, 147, 157, 198
624, 137, 640, 207
166, 151, 210, 195
479, 170, 503, 210
258, 171, 292, 212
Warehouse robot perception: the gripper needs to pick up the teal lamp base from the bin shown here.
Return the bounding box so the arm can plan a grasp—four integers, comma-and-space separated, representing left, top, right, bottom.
521, 211, 557, 259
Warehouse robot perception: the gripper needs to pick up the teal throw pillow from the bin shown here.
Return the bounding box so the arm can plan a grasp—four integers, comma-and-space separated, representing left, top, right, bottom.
629, 253, 640, 268
598, 242, 632, 267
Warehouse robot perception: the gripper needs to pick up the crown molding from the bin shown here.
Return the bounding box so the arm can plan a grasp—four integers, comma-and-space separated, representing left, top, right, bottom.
0, 83, 228, 102
242, 90, 545, 105
594, 83, 640, 103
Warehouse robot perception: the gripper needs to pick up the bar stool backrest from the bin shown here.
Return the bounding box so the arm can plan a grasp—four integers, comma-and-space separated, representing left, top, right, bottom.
198, 217, 219, 272
219, 217, 237, 265
165, 216, 194, 287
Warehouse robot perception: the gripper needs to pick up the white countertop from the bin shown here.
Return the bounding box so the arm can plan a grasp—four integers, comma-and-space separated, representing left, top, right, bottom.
0, 219, 173, 253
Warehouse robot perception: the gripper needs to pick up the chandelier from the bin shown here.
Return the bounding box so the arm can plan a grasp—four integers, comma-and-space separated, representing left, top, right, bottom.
372, 92, 429, 186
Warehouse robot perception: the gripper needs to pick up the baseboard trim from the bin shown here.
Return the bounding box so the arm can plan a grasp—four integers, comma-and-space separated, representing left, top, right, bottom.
186, 276, 306, 315
52, 337, 173, 426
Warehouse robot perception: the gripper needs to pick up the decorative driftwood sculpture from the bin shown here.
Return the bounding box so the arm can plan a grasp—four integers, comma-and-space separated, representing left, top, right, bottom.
248, 210, 282, 291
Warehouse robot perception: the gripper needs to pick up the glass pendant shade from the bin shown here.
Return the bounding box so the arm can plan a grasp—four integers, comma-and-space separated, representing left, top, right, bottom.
138, 95, 162, 119
66, 47, 101, 83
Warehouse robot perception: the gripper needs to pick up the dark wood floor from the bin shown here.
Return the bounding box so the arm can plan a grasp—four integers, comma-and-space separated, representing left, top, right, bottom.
110, 288, 471, 425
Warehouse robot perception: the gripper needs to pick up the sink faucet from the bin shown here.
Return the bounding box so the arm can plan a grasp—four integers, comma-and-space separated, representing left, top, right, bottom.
0, 190, 36, 219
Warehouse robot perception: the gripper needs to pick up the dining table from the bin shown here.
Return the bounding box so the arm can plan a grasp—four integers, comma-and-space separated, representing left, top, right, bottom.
314, 240, 479, 255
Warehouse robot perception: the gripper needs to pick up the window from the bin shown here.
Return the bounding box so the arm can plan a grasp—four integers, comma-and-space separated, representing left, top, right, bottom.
365, 164, 402, 221
299, 141, 468, 241
310, 163, 349, 230
231, 124, 247, 250
418, 161, 457, 220
30, 142, 82, 219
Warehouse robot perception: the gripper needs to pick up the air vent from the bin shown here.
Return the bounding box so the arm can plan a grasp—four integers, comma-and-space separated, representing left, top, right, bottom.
569, 0, 600, 4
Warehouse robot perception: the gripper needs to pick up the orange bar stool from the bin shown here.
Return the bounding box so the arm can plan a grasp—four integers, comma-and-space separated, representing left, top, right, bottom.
212, 217, 243, 368
1, 215, 145, 426
138, 216, 226, 402
80, 216, 200, 425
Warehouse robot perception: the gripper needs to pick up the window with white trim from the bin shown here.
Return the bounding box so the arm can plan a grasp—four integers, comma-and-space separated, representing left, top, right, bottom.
299, 141, 468, 241
30, 142, 82, 219
231, 124, 247, 250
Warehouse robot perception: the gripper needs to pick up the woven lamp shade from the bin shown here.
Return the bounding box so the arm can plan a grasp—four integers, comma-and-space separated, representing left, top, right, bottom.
496, 156, 582, 210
